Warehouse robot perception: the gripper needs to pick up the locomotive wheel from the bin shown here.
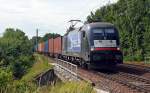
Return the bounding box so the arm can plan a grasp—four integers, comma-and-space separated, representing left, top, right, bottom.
81, 63, 86, 68
87, 63, 92, 70
80, 60, 92, 70
80, 60, 86, 68
81, 62, 91, 70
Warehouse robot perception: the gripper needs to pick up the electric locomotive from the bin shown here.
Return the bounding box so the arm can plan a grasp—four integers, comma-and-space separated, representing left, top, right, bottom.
62, 22, 123, 69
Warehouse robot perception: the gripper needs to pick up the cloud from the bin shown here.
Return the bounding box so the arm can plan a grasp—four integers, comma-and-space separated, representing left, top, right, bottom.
0, 0, 118, 38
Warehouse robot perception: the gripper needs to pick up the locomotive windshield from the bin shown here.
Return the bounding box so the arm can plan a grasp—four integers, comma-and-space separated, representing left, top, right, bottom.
93, 28, 117, 40
92, 28, 119, 47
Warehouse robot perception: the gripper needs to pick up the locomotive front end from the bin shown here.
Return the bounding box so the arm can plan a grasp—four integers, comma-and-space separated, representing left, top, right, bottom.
87, 23, 123, 68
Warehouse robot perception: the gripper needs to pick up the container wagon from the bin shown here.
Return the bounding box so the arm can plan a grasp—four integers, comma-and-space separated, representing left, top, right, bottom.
38, 43, 42, 53
48, 38, 54, 57
54, 36, 62, 58
44, 40, 49, 54
41, 42, 45, 53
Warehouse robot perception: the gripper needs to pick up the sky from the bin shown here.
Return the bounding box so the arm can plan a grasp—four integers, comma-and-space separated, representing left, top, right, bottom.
0, 0, 118, 38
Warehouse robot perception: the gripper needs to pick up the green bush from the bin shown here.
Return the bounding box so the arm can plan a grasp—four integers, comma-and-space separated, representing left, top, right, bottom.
0, 68, 13, 92
0, 28, 34, 78
12, 80, 37, 93
11, 56, 34, 78
124, 55, 143, 61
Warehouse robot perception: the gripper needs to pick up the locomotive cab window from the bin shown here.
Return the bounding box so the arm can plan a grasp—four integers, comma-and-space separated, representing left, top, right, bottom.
105, 29, 117, 40
93, 29, 104, 40
92, 28, 118, 40
92, 28, 119, 47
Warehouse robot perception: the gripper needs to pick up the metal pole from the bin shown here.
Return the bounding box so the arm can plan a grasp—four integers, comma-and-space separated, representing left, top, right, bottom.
52, 33, 55, 58
36, 29, 39, 51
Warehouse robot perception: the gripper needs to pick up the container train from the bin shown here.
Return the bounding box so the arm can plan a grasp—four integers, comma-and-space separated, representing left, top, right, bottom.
35, 22, 123, 69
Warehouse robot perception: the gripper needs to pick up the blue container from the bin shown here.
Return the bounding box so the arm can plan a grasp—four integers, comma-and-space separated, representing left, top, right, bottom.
44, 40, 49, 53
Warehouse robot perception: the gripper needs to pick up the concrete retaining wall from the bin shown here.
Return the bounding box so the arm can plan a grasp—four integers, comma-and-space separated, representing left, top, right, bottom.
35, 69, 58, 86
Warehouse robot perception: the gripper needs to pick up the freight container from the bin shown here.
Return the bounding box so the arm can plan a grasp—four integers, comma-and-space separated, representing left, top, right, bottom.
38, 42, 44, 53
48, 38, 54, 56
54, 36, 62, 57
41, 42, 44, 53
38, 43, 41, 52
44, 40, 49, 53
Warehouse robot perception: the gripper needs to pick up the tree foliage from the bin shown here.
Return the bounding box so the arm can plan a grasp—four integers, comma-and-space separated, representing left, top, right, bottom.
0, 28, 34, 78
0, 68, 13, 92
87, 0, 150, 61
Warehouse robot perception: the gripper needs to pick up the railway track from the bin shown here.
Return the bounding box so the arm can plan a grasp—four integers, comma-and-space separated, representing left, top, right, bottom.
117, 63, 150, 79
119, 64, 150, 72
95, 71, 150, 93
54, 59, 150, 93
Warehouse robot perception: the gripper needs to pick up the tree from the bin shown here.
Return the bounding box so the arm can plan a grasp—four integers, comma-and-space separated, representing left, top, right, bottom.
0, 28, 34, 78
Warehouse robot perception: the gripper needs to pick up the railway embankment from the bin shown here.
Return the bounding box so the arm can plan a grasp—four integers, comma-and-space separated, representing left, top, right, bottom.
23, 55, 57, 86
21, 54, 54, 82
24, 54, 95, 93
0, 53, 95, 93
32, 54, 150, 93
52, 57, 150, 93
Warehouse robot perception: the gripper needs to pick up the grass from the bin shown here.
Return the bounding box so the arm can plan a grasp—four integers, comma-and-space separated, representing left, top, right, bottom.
37, 81, 95, 93
124, 56, 150, 67
5, 54, 54, 93
125, 61, 150, 67
26, 54, 95, 93
1, 54, 95, 93
21, 54, 54, 81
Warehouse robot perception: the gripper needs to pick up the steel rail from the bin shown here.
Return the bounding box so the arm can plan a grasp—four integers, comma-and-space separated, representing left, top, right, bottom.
96, 71, 150, 93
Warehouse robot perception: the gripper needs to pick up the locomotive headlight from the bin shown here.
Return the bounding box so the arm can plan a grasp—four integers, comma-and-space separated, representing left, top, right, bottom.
91, 46, 95, 51
117, 47, 120, 50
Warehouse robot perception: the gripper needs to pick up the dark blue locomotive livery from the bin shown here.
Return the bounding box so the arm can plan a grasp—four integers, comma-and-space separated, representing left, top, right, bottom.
62, 22, 123, 69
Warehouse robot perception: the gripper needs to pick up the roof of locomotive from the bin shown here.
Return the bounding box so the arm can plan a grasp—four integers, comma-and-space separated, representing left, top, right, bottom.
85, 22, 115, 28
64, 22, 115, 36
